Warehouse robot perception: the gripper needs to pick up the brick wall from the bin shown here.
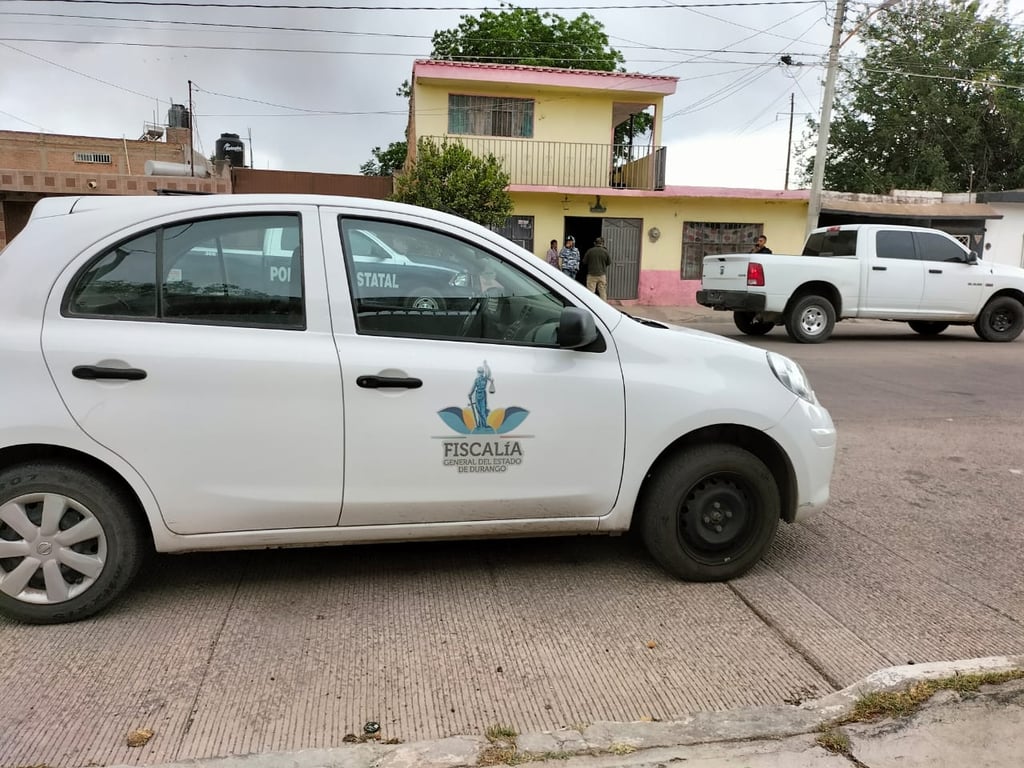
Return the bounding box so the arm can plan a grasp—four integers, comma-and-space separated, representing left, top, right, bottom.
0, 130, 189, 175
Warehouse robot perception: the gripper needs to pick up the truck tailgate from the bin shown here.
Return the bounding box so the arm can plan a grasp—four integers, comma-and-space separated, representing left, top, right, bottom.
701, 253, 753, 292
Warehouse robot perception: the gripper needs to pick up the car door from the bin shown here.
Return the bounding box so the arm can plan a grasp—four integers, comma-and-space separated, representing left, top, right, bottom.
320, 210, 626, 527
41, 206, 345, 535
863, 229, 924, 315
915, 231, 984, 316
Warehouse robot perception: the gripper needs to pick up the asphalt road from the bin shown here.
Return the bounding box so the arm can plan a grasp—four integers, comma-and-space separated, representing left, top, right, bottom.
2, 320, 1022, 768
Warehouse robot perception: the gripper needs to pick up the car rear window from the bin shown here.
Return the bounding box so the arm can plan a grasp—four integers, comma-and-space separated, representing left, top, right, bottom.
802, 230, 858, 257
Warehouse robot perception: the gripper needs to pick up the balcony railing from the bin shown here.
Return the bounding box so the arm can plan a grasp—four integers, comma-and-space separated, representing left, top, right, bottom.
426, 136, 667, 191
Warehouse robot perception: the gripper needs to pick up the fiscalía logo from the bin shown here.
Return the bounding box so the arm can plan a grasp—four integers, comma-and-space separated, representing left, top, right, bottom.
437, 361, 529, 435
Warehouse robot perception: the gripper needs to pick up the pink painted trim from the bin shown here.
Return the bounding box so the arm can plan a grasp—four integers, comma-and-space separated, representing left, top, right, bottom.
414, 60, 677, 95
509, 184, 809, 200
634, 270, 701, 306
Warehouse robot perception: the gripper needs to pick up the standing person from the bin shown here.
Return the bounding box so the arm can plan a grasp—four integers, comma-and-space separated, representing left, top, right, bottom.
751, 235, 772, 254
545, 239, 560, 269
559, 235, 581, 280
583, 236, 612, 300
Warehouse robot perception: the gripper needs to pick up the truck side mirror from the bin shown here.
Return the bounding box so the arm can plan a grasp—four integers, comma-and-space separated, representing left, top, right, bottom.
966, 252, 978, 265
557, 307, 599, 349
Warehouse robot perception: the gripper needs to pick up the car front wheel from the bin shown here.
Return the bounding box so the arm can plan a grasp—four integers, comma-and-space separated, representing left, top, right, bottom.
640, 444, 780, 581
0, 463, 146, 624
974, 296, 1024, 342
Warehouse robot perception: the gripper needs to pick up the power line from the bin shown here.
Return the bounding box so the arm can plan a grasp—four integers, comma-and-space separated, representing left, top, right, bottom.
0, 0, 827, 9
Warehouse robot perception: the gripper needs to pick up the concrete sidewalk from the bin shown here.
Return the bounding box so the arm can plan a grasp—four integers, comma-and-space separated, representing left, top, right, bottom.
105, 656, 1024, 768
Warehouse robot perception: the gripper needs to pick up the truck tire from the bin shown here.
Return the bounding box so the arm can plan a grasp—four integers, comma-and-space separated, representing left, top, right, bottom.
0, 462, 147, 624
640, 444, 780, 582
734, 312, 775, 336
785, 294, 836, 343
908, 321, 949, 336
974, 296, 1024, 342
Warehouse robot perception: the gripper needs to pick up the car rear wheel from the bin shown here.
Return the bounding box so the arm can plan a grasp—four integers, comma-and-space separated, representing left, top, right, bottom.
640, 444, 780, 581
0, 463, 146, 624
785, 294, 836, 343
974, 296, 1024, 342
908, 321, 949, 336
734, 312, 775, 336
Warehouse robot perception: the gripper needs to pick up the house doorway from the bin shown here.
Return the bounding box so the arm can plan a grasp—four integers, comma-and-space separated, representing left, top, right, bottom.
563, 216, 642, 299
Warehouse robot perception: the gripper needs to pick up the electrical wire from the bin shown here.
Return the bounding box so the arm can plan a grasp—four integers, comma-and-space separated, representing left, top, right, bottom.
0, 0, 828, 9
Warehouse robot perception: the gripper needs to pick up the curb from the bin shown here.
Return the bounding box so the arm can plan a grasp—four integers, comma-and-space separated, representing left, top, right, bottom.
103, 655, 1024, 768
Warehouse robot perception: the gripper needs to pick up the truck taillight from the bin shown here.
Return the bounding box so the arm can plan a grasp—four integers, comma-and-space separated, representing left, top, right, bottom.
747, 262, 765, 286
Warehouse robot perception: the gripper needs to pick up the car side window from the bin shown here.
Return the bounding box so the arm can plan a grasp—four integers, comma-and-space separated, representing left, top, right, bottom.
875, 230, 918, 260
914, 232, 970, 263
66, 214, 304, 329
339, 217, 568, 345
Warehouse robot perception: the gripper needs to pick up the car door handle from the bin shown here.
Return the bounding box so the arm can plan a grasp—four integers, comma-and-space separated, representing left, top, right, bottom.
356, 375, 423, 389
928, 269, 943, 274
872, 266, 887, 271
72, 365, 147, 381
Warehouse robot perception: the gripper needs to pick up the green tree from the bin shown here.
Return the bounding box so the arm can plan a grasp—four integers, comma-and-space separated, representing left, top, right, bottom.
431, 3, 624, 71
392, 138, 513, 228
359, 141, 407, 176
804, 0, 1024, 193
362, 4, 652, 172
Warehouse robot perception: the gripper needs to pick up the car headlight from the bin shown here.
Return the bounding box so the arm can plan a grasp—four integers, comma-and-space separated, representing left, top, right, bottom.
767, 351, 816, 403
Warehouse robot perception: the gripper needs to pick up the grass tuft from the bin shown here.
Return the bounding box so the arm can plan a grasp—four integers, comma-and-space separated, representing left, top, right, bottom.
815, 727, 851, 755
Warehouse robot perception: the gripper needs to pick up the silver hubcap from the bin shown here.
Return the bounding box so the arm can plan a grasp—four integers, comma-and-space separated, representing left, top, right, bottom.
0, 493, 107, 605
800, 306, 826, 335
411, 296, 440, 310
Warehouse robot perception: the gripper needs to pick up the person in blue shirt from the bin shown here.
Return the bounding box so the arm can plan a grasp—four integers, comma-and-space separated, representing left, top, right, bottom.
559, 236, 581, 279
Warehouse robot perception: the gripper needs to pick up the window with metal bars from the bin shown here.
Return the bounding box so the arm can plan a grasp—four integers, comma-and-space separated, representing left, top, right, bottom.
681, 222, 763, 280
448, 95, 534, 138
73, 152, 112, 164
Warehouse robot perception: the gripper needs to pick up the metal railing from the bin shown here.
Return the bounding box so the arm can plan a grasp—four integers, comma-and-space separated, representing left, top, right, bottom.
425, 136, 667, 191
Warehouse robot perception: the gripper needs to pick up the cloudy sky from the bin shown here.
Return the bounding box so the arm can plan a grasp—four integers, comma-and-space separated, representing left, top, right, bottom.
1, 0, 867, 189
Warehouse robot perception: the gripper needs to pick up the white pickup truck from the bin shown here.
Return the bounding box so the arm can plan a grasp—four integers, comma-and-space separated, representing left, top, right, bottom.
696, 224, 1024, 343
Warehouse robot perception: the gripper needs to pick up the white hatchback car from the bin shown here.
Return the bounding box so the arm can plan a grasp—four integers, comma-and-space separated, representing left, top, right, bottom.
0, 195, 837, 624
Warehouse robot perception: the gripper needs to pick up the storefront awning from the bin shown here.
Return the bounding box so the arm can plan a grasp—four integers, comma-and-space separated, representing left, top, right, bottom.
820, 199, 1003, 219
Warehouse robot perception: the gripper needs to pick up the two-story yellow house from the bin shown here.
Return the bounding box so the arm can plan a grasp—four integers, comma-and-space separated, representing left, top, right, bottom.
408, 59, 808, 305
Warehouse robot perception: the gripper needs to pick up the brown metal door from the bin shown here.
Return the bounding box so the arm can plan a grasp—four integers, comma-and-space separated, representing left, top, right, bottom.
602, 217, 642, 300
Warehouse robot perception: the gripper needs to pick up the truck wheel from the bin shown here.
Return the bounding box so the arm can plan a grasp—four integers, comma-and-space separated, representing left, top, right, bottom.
908, 321, 949, 336
734, 312, 775, 336
0, 463, 147, 624
640, 445, 780, 582
974, 296, 1024, 342
406, 288, 446, 311
785, 295, 835, 343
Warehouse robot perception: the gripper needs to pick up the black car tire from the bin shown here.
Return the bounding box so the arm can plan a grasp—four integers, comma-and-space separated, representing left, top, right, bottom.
0, 462, 147, 624
908, 321, 949, 336
640, 444, 780, 582
784, 294, 836, 343
974, 296, 1024, 342
734, 312, 775, 336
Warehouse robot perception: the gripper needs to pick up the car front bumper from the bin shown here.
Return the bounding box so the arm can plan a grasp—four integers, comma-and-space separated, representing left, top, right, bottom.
766, 395, 837, 523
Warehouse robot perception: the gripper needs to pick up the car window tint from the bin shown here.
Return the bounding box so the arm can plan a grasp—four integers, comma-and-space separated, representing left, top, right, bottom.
66, 231, 158, 317
802, 230, 858, 257
915, 232, 969, 263
340, 218, 567, 346
875, 230, 917, 260
66, 214, 304, 329
162, 214, 304, 328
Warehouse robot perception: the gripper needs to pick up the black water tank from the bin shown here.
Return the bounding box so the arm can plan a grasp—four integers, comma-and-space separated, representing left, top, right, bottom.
168, 104, 190, 128
215, 133, 245, 168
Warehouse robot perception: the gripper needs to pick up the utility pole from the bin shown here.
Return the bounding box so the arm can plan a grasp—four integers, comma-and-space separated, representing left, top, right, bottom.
805, 0, 846, 235
785, 93, 795, 190
188, 79, 194, 177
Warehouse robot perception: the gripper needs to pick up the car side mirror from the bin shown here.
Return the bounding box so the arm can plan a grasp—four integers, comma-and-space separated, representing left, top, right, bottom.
556, 307, 599, 349
966, 252, 978, 265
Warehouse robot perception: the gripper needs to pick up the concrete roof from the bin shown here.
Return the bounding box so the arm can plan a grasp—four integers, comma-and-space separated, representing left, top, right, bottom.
821, 198, 1003, 219
413, 59, 678, 95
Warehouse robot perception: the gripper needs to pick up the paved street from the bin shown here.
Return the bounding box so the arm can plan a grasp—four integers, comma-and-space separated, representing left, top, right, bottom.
2, 317, 1022, 768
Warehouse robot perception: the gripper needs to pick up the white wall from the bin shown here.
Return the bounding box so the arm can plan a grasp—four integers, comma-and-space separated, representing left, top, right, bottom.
983, 204, 1024, 267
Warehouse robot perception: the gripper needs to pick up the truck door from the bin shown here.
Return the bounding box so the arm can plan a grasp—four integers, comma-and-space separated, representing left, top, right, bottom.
864, 229, 924, 314
915, 231, 984, 316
